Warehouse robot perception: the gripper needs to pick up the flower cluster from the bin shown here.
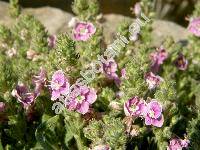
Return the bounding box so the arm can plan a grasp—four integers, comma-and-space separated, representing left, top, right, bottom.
150, 46, 168, 73
102, 59, 121, 85
144, 100, 164, 127
124, 97, 164, 127
67, 85, 97, 114
145, 72, 163, 89
11, 68, 47, 109
188, 17, 200, 37
2, 0, 199, 149
50, 70, 97, 114
73, 22, 96, 41
33, 68, 47, 96
12, 83, 36, 109
167, 137, 190, 150
50, 70, 70, 101
68, 17, 96, 41
124, 96, 146, 117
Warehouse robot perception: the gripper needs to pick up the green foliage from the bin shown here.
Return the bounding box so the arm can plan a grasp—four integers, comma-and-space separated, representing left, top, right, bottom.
64, 111, 87, 150
13, 14, 48, 54
116, 20, 132, 62
154, 80, 176, 102
153, 128, 169, 150
35, 115, 61, 150
84, 115, 126, 149
120, 45, 150, 101
55, 33, 78, 66
45, 33, 81, 79
76, 24, 103, 69
95, 87, 115, 112
192, 1, 200, 17
0, 25, 12, 46
139, 0, 155, 44
117, 20, 132, 39
0, 57, 17, 92
72, 0, 100, 21
6, 114, 26, 145
83, 119, 102, 142
9, 0, 21, 18
0, 0, 200, 149
0, 14, 49, 82
187, 113, 200, 150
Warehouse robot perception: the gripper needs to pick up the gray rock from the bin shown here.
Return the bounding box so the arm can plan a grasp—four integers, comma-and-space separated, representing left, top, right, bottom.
102, 14, 189, 46
0, 1, 15, 27
101, 14, 132, 43
0, 1, 73, 34
152, 20, 190, 46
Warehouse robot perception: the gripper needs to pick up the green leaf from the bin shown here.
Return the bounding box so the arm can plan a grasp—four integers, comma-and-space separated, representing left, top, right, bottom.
35, 115, 60, 150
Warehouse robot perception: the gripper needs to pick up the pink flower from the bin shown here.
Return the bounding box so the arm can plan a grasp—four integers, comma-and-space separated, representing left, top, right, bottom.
67, 85, 97, 114
90, 145, 111, 150
134, 2, 141, 17
50, 70, 70, 101
167, 138, 190, 150
0, 102, 6, 112
103, 59, 118, 78
150, 46, 168, 73
103, 59, 120, 85
144, 100, 164, 127
12, 83, 36, 108
33, 68, 47, 96
48, 35, 57, 48
73, 22, 96, 41
181, 139, 190, 148
167, 138, 183, 150
188, 17, 200, 37
175, 53, 188, 71
151, 46, 168, 65
145, 72, 163, 89
124, 96, 146, 117
121, 68, 126, 79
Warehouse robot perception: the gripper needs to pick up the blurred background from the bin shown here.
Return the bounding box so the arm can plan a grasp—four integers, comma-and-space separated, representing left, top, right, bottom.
0, 0, 197, 26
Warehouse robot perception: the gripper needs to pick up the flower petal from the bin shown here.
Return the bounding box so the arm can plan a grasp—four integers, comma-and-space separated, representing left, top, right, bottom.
151, 115, 164, 127
86, 88, 97, 104
145, 115, 152, 126
77, 101, 89, 114
51, 90, 60, 101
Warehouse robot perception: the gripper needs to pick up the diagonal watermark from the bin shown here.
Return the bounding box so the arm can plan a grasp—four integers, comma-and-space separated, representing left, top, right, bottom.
52, 12, 151, 114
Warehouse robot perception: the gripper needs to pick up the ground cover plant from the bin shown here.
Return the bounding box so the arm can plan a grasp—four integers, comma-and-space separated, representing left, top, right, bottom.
0, 0, 200, 149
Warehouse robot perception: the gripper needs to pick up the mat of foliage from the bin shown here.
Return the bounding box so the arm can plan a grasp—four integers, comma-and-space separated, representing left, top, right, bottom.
0, 0, 200, 150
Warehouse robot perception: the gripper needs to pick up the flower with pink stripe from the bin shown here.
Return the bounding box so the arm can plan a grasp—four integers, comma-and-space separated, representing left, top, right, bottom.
73, 22, 96, 41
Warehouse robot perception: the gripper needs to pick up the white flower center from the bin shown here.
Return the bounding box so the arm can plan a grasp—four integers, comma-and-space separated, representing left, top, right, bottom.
80, 28, 88, 34
149, 110, 155, 118
130, 105, 139, 113
77, 95, 85, 103
53, 81, 62, 90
